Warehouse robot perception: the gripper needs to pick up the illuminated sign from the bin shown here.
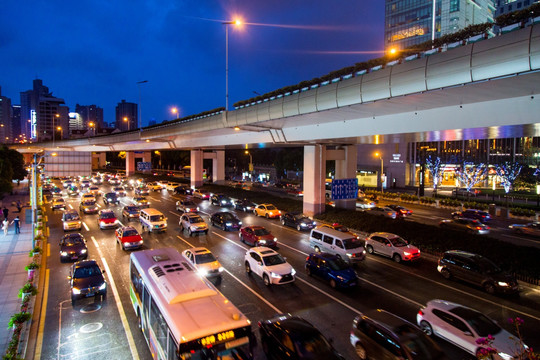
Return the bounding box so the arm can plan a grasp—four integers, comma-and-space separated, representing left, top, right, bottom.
200, 330, 236, 347
391, 26, 426, 41
389, 153, 404, 163
30, 110, 37, 140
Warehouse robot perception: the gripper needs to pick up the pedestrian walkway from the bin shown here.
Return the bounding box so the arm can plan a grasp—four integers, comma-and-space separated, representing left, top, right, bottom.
0, 182, 34, 356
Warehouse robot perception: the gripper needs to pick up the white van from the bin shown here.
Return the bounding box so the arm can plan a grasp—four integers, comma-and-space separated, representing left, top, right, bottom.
309, 227, 366, 264
140, 208, 167, 232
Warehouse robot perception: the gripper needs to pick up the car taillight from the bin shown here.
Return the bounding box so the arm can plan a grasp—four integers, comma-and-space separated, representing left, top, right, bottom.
486, 226, 490, 229
387, 212, 393, 216
306, 256, 310, 261
418, 310, 424, 316
476, 226, 482, 230
257, 321, 262, 328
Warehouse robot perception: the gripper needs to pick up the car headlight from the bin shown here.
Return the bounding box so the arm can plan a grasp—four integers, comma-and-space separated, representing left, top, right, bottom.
498, 281, 509, 287
198, 268, 209, 277
226, 222, 232, 226
72, 288, 81, 294
218, 267, 224, 272
300, 223, 307, 227
270, 272, 281, 278
238, 221, 242, 225
273, 237, 277, 241
497, 353, 513, 360
60, 251, 68, 256
346, 253, 353, 257
196, 207, 200, 211
259, 240, 266, 244
99, 283, 107, 290
221, 200, 226, 204
80, 249, 87, 254
291, 268, 296, 276
337, 275, 345, 281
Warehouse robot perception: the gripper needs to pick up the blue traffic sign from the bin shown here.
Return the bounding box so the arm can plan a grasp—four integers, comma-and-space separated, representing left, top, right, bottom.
137, 162, 152, 171
331, 178, 358, 200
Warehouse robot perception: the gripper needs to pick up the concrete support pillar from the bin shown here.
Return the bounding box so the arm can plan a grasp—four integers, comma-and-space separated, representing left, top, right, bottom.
141, 151, 151, 163
303, 145, 326, 216
330, 145, 357, 210
126, 151, 135, 176
210, 151, 225, 184
93, 152, 107, 169
191, 149, 203, 188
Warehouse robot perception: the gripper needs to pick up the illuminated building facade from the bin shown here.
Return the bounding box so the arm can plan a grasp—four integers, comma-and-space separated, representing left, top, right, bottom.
115, 100, 137, 131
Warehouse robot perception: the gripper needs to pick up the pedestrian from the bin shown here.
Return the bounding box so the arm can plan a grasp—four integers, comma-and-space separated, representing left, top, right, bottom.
2, 207, 8, 221
2, 219, 8, 235
16, 200, 22, 213
11, 216, 20, 234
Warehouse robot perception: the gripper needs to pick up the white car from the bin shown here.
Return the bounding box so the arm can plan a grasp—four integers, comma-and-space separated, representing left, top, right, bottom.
244, 247, 295, 286
417, 300, 527, 359
368, 206, 397, 219
113, 186, 126, 197
179, 213, 208, 236
364, 232, 420, 263
166, 182, 181, 191
182, 247, 223, 278
356, 198, 376, 209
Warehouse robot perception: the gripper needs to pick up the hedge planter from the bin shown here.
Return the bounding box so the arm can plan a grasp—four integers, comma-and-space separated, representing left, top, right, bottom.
8, 312, 31, 329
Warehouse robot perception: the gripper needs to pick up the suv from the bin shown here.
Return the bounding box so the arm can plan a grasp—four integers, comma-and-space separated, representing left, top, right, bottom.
437, 250, 519, 294
140, 208, 167, 233
451, 209, 491, 223
365, 232, 420, 263
122, 205, 140, 221
103, 192, 119, 205
210, 193, 233, 207
350, 309, 446, 360
281, 212, 316, 231
244, 247, 295, 286
305, 252, 358, 289
179, 213, 208, 236
176, 199, 199, 213
62, 210, 82, 231
69, 259, 107, 306
309, 227, 366, 265
210, 211, 242, 231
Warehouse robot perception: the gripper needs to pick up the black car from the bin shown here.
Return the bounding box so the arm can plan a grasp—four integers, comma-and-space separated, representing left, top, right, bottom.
69, 259, 107, 306
173, 185, 191, 195
210, 211, 242, 231
280, 212, 316, 231
103, 192, 119, 205
259, 314, 345, 360
451, 209, 491, 223
437, 250, 519, 294
122, 205, 140, 221
350, 309, 447, 360
234, 198, 256, 212
59, 233, 88, 262
210, 193, 233, 207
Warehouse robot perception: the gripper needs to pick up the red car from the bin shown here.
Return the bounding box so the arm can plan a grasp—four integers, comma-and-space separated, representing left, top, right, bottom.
239, 226, 277, 248
115, 226, 143, 250
97, 209, 118, 230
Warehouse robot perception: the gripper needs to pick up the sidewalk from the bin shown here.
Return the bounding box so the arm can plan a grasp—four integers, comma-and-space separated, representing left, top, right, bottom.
0, 183, 34, 356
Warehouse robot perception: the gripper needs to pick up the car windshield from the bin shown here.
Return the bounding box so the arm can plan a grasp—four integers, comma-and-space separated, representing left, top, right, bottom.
342, 238, 364, 250
74, 265, 102, 278
221, 213, 236, 221
100, 212, 115, 219
126, 206, 138, 212
397, 325, 444, 360
64, 213, 80, 221
64, 237, 84, 246
123, 229, 138, 237
195, 253, 216, 264
150, 215, 164, 222
327, 257, 350, 270
254, 228, 270, 236
189, 216, 204, 223
292, 332, 334, 359
266, 205, 277, 210
263, 254, 286, 266
106, 193, 116, 198
389, 236, 408, 247
184, 201, 196, 206
135, 197, 146, 202
82, 201, 95, 206
452, 308, 501, 337
55, 199, 65, 203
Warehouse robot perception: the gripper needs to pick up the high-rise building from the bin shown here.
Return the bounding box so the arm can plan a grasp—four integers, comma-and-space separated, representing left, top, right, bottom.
0, 86, 13, 143
115, 100, 137, 131
11, 105, 21, 143
385, 0, 496, 50
75, 104, 104, 130
20, 79, 69, 142
495, 0, 538, 16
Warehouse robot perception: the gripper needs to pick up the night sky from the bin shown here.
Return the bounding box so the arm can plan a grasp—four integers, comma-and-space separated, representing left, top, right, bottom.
1, 1, 385, 127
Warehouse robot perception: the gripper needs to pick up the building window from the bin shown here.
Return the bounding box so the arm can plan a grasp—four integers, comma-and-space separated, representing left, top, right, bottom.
450, 0, 460, 12
517, 2, 522, 7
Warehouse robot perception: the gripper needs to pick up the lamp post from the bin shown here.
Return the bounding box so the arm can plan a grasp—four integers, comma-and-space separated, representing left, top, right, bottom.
171, 107, 179, 120
245, 150, 253, 179
155, 150, 162, 169
123, 117, 130, 131
57, 126, 63, 140
136, 80, 149, 130
52, 113, 59, 147
88, 121, 95, 137
375, 152, 384, 193
222, 19, 242, 111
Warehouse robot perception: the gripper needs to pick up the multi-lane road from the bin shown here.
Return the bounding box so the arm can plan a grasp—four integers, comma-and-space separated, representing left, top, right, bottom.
36, 181, 540, 360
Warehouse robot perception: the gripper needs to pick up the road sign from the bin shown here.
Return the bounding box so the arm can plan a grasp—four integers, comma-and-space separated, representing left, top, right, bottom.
331, 178, 358, 200
137, 162, 152, 171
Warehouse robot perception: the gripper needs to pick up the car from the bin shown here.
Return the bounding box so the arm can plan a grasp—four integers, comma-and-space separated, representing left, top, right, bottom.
62, 179, 73, 188
305, 252, 358, 288
91, 176, 102, 185
351, 309, 446, 360
59, 233, 88, 262
182, 247, 223, 278
132, 196, 150, 208
173, 185, 191, 195
165, 182, 181, 191
115, 226, 143, 250
259, 314, 345, 360
387, 204, 413, 218
51, 186, 62, 197
286, 187, 303, 197
239, 226, 277, 248
280, 212, 316, 231
244, 247, 295, 286
175, 199, 199, 213
368, 206, 397, 219
103, 192, 119, 205
108, 177, 120, 185
439, 218, 491, 235
147, 182, 163, 191
80, 192, 96, 201
452, 188, 480, 197
79, 199, 98, 214
437, 250, 519, 294
451, 209, 491, 223
210, 193, 233, 207
67, 185, 80, 197
62, 210, 82, 231
233, 198, 256, 212
122, 205, 140, 221
309, 227, 366, 264
113, 186, 126, 197
365, 232, 420, 263
80, 179, 91, 188
210, 211, 242, 231
88, 186, 100, 197
356, 198, 376, 209
52, 197, 66, 210
68, 259, 107, 306
417, 300, 526, 359
97, 209, 118, 229
134, 187, 150, 196
317, 223, 359, 239
157, 180, 169, 188
179, 213, 209, 236
509, 222, 540, 236
193, 189, 210, 199
254, 203, 282, 218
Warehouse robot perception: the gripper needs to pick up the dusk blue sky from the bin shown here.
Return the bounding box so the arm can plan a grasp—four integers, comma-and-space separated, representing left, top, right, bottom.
1, 1, 385, 127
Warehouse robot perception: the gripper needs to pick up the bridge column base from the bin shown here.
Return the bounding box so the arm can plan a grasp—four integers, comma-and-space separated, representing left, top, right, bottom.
303, 145, 326, 216
191, 150, 203, 188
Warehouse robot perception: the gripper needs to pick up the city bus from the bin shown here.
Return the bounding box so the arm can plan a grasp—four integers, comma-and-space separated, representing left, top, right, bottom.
129, 247, 254, 360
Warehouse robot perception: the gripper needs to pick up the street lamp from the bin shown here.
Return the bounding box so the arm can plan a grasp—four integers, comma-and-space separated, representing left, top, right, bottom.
155, 150, 162, 169
123, 117, 130, 131
171, 107, 179, 120
222, 19, 242, 111
57, 126, 63, 139
375, 152, 384, 193
88, 121, 95, 137
245, 150, 253, 179
136, 80, 149, 130
52, 113, 59, 147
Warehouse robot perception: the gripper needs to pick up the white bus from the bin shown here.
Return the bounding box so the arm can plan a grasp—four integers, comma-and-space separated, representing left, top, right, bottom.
129, 247, 254, 360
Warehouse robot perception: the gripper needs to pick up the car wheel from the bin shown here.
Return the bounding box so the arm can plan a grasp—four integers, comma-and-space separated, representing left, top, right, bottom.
265, 214, 269, 219
296, 225, 302, 231
281, 219, 285, 225
366, 245, 374, 254
355, 343, 367, 360
484, 282, 496, 294
240, 235, 245, 244
305, 266, 312, 276
420, 321, 433, 336
102, 292, 107, 301
314, 246, 321, 253
205, 230, 208, 235
393, 254, 402, 263
245, 262, 251, 274
263, 274, 271, 286
440, 268, 452, 280
329, 279, 337, 289
188, 229, 193, 236
253, 210, 257, 216
71, 296, 76, 306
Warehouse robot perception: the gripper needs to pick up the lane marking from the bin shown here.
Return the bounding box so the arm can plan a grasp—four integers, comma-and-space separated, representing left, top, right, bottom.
168, 210, 181, 218
91, 236, 99, 248
34, 268, 50, 360
47, 243, 50, 257
82, 222, 90, 232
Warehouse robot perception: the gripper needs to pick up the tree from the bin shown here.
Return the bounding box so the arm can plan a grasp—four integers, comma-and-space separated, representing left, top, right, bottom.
496, 161, 522, 193
425, 155, 443, 196
455, 162, 487, 195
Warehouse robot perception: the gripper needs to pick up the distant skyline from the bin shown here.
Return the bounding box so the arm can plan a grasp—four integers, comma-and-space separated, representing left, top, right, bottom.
0, 1, 385, 127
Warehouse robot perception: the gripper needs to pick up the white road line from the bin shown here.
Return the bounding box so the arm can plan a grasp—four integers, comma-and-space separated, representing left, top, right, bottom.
295, 277, 363, 314
69, 204, 73, 209
91, 236, 99, 248
83, 222, 90, 231
168, 210, 181, 218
